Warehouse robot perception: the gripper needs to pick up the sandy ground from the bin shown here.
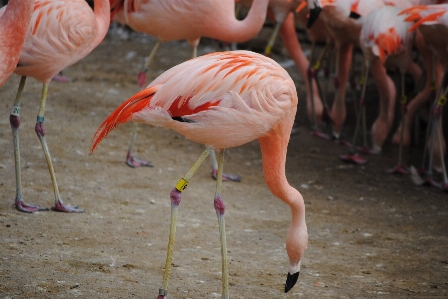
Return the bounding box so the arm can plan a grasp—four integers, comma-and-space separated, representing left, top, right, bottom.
1, 27, 448, 299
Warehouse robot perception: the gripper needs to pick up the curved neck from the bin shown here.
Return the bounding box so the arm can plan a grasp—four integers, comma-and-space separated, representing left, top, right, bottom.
218, 0, 269, 43
92, 0, 111, 47
0, 0, 34, 39
258, 119, 307, 264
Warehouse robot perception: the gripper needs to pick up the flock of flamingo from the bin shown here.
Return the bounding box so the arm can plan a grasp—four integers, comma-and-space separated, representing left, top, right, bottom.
1, 0, 447, 298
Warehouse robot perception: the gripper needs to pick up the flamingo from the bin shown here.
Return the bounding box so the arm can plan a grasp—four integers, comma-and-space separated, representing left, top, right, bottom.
92, 51, 308, 298
0, 0, 34, 88
307, 0, 387, 144
110, 0, 269, 181
6, 0, 110, 212
308, 0, 426, 157
400, 3, 448, 189
339, 4, 417, 167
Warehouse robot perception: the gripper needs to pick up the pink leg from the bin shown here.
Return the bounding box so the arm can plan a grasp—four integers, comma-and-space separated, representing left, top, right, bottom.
370, 58, 396, 153
331, 43, 353, 137
35, 83, 83, 212
10, 77, 49, 213
52, 71, 72, 83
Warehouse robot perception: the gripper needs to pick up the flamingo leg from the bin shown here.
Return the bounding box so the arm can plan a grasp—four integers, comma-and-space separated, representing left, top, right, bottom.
214, 149, 229, 299
340, 63, 369, 165
35, 83, 83, 213
127, 40, 162, 168
125, 122, 153, 168
264, 22, 282, 57
137, 40, 162, 88
210, 150, 241, 182
10, 76, 49, 212
331, 43, 352, 147
308, 43, 332, 139
158, 147, 212, 299
388, 72, 409, 174
423, 83, 448, 188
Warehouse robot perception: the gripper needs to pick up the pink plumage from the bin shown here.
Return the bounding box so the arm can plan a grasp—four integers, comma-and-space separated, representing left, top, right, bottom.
92, 51, 307, 296
14, 0, 110, 83
7, 0, 110, 213
110, 0, 269, 44
0, 0, 34, 87
93, 51, 298, 150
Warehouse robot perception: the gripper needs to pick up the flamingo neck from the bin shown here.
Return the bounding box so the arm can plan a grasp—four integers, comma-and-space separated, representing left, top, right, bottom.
258, 121, 307, 266
92, 0, 111, 48
218, 0, 269, 43
0, 0, 34, 42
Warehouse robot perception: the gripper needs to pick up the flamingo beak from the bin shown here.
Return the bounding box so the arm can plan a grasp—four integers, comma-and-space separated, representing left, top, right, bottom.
284, 271, 300, 293
307, 0, 322, 28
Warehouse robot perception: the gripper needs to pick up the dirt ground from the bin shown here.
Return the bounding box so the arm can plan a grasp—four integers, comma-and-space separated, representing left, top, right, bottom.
1, 26, 447, 299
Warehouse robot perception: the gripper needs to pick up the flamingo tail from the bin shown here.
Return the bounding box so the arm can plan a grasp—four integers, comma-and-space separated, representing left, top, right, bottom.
92, 86, 158, 152
408, 10, 445, 32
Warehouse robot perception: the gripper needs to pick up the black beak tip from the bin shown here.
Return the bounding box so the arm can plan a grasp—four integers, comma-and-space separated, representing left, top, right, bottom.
284, 271, 300, 293
307, 6, 322, 29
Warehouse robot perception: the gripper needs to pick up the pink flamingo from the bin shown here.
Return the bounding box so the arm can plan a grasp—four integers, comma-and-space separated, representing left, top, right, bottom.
307, 0, 386, 144
110, 0, 269, 181
308, 0, 424, 154
341, 4, 417, 167
400, 3, 448, 189
92, 51, 308, 298
0, 0, 34, 88
6, 0, 110, 213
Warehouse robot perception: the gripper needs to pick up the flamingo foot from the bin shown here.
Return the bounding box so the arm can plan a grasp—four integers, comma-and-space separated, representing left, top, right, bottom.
340, 153, 368, 165
52, 74, 72, 83
15, 199, 49, 213
211, 169, 241, 182
311, 130, 331, 140
126, 152, 153, 168
387, 164, 409, 174
51, 201, 84, 213
322, 106, 334, 124
444, 183, 448, 192
423, 178, 442, 189
332, 135, 351, 147
417, 167, 426, 176
137, 71, 147, 88
356, 146, 381, 156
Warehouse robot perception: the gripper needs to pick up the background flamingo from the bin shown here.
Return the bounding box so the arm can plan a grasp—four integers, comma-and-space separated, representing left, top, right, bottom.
6, 0, 110, 212
92, 50, 308, 298
400, 3, 448, 188
341, 4, 416, 166
109, 0, 269, 181
0, 0, 34, 87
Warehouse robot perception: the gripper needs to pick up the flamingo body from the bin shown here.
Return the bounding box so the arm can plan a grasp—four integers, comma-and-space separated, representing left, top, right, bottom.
0, 0, 34, 87
13, 0, 110, 83
94, 51, 298, 150
111, 0, 269, 43
360, 5, 414, 69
